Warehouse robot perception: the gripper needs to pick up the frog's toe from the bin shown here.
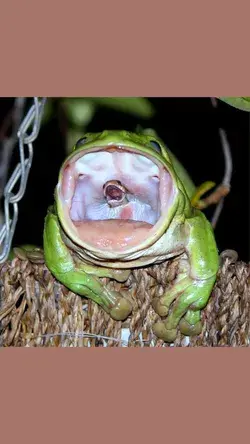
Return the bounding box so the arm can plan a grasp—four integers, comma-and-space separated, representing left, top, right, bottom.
153, 321, 177, 343
109, 297, 132, 321
151, 298, 170, 317
179, 318, 202, 336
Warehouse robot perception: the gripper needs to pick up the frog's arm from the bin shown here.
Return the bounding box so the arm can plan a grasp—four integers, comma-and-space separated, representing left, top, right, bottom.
9, 230, 132, 322
43, 206, 132, 321
152, 210, 219, 342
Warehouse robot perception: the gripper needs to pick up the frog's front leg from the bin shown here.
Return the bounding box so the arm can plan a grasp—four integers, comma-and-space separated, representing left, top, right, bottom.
152, 212, 219, 342
43, 211, 132, 321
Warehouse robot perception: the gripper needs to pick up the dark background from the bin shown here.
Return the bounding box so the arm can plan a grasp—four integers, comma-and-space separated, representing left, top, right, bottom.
0, 98, 249, 261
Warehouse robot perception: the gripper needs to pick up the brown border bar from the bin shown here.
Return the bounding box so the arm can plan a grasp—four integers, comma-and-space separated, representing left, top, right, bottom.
0, 2, 250, 96
1, 349, 249, 442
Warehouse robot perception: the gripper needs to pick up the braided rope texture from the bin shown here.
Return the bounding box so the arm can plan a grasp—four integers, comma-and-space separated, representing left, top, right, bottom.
0, 250, 249, 347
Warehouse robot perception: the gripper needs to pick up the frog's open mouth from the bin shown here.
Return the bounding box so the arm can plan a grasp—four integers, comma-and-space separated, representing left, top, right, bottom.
58, 146, 176, 252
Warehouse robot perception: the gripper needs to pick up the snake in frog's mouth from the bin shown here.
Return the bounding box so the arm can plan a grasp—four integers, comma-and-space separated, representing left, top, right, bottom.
57, 145, 176, 253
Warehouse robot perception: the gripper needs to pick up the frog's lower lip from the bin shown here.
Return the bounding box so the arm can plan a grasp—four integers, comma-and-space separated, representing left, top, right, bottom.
58, 146, 176, 251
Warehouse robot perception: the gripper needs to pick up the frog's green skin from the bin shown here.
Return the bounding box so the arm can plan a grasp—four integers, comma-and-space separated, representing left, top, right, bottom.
9, 244, 40, 260
43, 130, 219, 343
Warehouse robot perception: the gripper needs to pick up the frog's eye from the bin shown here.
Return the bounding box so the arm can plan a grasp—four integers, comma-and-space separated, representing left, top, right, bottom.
75, 136, 88, 148
149, 140, 161, 153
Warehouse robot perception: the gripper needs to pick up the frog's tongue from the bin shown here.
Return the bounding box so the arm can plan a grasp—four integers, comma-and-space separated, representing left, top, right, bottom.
73, 220, 152, 250
60, 150, 175, 251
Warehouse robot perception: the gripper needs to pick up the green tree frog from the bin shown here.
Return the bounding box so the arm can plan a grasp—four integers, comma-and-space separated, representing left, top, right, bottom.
43, 130, 219, 342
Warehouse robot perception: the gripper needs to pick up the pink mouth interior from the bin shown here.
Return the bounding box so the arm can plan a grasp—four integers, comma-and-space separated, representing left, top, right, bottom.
60, 148, 175, 251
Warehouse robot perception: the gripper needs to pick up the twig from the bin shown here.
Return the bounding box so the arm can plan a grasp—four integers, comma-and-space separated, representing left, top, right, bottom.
30, 331, 128, 346
210, 98, 233, 228
25, 330, 160, 347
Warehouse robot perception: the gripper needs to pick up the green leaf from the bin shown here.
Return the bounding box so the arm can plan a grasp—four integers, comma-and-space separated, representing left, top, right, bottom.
88, 97, 155, 118
62, 99, 96, 127
218, 97, 250, 112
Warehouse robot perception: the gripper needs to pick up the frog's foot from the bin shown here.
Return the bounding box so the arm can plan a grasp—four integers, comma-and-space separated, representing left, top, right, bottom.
54, 268, 132, 322
84, 284, 133, 321
152, 321, 178, 343
152, 277, 192, 343
178, 294, 209, 336
153, 312, 202, 342
152, 276, 215, 343
11, 245, 44, 263
94, 281, 132, 320
108, 295, 132, 321
151, 291, 178, 317
179, 310, 202, 336
152, 276, 191, 318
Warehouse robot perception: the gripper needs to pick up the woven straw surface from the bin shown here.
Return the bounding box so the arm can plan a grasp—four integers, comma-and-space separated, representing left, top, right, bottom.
0, 249, 249, 347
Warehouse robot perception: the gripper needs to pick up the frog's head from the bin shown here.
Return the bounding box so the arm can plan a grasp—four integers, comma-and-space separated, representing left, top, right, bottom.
55, 130, 186, 266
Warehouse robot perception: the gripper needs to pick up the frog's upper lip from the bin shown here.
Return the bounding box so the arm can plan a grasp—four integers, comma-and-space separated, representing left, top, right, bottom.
68, 143, 164, 162
57, 145, 176, 253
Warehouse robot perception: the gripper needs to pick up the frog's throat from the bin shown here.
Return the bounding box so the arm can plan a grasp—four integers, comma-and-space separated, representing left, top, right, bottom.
56, 144, 179, 261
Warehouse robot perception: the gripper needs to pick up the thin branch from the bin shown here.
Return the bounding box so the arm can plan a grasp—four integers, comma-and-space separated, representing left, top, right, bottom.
218, 128, 233, 187
211, 198, 224, 228
24, 330, 160, 347
210, 98, 233, 228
